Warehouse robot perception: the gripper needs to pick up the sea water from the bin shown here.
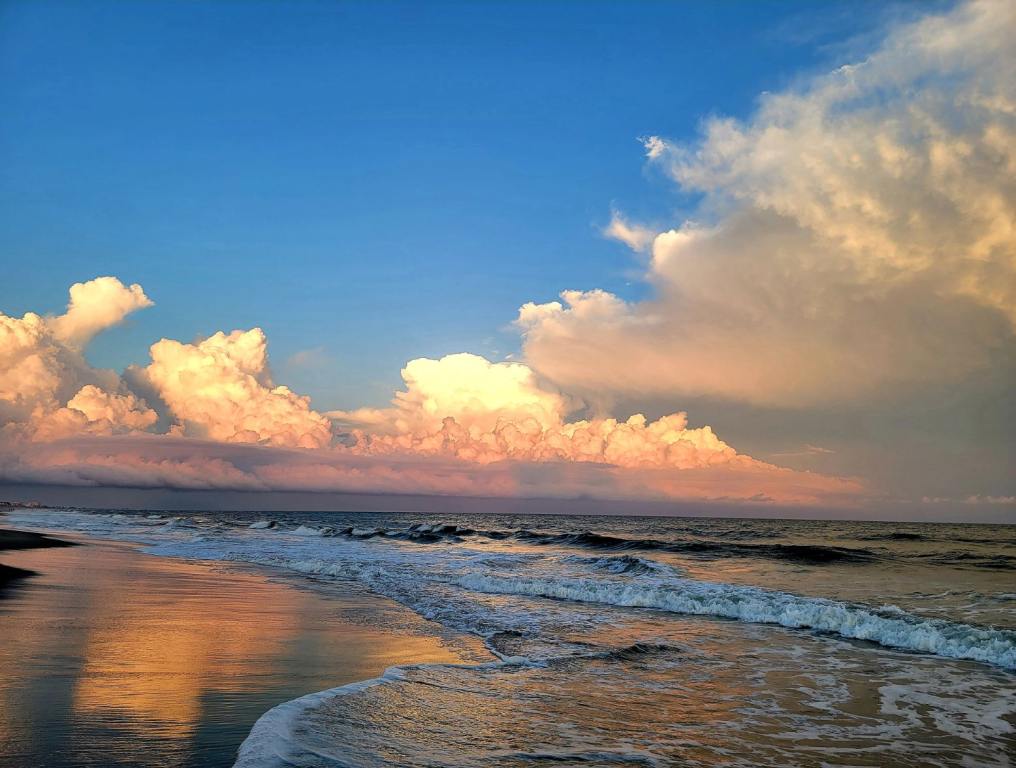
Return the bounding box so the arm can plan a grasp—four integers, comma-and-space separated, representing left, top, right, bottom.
7, 508, 1015, 767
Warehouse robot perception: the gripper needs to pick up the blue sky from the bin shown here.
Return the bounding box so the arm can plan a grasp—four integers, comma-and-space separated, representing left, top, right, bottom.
0, 0, 895, 410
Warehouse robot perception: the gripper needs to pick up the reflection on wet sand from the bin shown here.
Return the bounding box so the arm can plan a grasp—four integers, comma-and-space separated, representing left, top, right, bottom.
0, 537, 484, 768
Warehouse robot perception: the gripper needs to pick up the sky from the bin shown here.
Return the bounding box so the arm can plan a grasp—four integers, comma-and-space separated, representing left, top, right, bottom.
0, 0, 1013, 520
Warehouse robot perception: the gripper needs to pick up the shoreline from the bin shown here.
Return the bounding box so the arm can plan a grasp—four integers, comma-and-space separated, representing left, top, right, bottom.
0, 526, 488, 768
2, 510, 1014, 767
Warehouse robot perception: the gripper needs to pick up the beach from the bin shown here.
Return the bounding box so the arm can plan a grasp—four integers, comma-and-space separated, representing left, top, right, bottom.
0, 521, 489, 768
2, 507, 1013, 767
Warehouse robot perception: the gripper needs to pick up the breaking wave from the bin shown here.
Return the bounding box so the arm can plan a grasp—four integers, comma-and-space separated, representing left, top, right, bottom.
457, 573, 1016, 669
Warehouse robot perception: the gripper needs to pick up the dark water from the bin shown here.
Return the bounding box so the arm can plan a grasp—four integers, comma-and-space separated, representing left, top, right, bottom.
5, 508, 1015, 767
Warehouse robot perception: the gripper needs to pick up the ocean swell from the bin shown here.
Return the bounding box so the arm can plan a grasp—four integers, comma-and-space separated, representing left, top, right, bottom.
311, 522, 881, 565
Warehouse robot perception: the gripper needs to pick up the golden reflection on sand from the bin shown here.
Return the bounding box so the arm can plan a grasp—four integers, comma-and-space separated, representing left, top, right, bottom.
0, 538, 482, 763
71, 560, 308, 736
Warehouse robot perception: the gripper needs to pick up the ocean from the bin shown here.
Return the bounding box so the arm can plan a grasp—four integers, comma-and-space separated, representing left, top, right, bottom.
5, 507, 1014, 767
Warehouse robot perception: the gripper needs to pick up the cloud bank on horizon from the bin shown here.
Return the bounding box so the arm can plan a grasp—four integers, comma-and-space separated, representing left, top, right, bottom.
1, 0, 1012, 511
0, 277, 858, 505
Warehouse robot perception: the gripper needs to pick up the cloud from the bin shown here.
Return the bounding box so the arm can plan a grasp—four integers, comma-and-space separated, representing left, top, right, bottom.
520, 0, 1016, 407
768, 444, 835, 459
923, 494, 1016, 506
1, 436, 269, 491
333, 353, 570, 436
49, 276, 153, 348
0, 277, 154, 435
0, 435, 863, 506
641, 135, 666, 160
604, 212, 656, 253
27, 386, 158, 441
140, 329, 333, 449
0, 294, 862, 506
323, 352, 860, 503
0, 281, 330, 450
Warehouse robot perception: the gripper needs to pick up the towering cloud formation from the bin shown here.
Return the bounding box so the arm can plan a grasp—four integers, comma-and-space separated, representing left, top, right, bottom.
336, 353, 569, 436
0, 277, 156, 437
141, 329, 332, 449
28, 386, 157, 442
0, 279, 331, 449
519, 0, 1016, 407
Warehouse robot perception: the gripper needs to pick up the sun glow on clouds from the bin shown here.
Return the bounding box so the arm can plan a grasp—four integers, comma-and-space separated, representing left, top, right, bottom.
0, 277, 156, 437
0, 279, 856, 504
332, 353, 753, 472
141, 329, 332, 449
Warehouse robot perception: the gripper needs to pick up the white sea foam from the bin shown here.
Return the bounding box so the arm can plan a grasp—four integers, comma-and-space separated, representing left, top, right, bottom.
234, 669, 400, 768
456, 573, 1016, 669
233, 659, 551, 768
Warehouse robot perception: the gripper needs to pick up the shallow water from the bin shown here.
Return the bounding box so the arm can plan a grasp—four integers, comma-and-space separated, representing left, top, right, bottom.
0, 537, 483, 768
5, 508, 1015, 767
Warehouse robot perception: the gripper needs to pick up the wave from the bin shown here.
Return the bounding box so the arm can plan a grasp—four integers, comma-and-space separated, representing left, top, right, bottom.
233, 658, 548, 768
912, 551, 1016, 570
282, 521, 881, 565
509, 530, 879, 564
305, 521, 1013, 569
233, 667, 398, 768
456, 573, 1016, 670
592, 641, 684, 663
857, 531, 926, 541
561, 554, 676, 576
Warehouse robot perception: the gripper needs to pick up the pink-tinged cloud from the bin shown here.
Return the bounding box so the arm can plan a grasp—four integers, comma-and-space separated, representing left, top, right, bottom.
0, 435, 864, 506
49, 276, 153, 349
28, 386, 158, 442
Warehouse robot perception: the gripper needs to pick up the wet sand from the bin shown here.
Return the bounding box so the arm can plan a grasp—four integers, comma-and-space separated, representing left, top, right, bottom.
0, 532, 488, 768
0, 528, 75, 588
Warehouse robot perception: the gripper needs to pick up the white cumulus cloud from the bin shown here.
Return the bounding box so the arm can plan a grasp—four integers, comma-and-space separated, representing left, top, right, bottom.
141, 328, 333, 449
331, 353, 847, 487
0, 277, 156, 437
49, 276, 153, 348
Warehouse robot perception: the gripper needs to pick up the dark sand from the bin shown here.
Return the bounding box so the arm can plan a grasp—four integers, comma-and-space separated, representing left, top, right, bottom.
0, 531, 488, 768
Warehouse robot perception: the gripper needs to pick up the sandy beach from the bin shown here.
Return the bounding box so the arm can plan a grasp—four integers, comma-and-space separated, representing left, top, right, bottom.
0, 525, 489, 768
